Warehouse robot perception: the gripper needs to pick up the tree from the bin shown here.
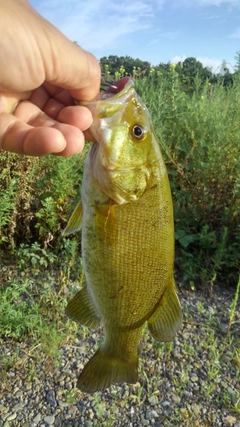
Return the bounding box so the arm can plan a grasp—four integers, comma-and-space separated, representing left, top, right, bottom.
174, 57, 213, 94
234, 51, 240, 72
100, 55, 150, 77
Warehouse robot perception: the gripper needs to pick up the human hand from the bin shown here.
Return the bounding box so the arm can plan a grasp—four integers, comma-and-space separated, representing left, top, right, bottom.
0, 0, 101, 156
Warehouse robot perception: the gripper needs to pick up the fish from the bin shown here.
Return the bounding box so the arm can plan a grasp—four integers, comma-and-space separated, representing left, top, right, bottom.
63, 76, 182, 393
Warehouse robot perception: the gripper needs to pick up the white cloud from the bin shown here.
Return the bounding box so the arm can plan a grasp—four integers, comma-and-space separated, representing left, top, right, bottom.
31, 0, 163, 53
171, 55, 187, 64
197, 57, 223, 72
171, 56, 234, 73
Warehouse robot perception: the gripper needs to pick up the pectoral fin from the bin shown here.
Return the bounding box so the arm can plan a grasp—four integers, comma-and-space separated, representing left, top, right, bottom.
65, 287, 100, 329
62, 201, 83, 236
148, 278, 182, 342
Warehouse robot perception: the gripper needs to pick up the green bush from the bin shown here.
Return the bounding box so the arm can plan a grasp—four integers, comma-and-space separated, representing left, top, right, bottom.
135, 70, 240, 287
0, 148, 88, 252
0, 72, 239, 288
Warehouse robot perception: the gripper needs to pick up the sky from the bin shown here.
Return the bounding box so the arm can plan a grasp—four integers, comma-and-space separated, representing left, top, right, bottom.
29, 0, 240, 73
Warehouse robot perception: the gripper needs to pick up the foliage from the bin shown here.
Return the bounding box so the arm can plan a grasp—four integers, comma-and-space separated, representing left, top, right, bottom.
134, 69, 240, 287
100, 55, 150, 78
0, 147, 88, 251
0, 275, 72, 344
0, 60, 239, 288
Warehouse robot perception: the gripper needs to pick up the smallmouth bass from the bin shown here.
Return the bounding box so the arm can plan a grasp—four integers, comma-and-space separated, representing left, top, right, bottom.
63, 77, 182, 393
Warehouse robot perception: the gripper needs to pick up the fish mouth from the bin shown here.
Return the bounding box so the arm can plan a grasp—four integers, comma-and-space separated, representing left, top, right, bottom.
101, 77, 133, 100
80, 77, 135, 106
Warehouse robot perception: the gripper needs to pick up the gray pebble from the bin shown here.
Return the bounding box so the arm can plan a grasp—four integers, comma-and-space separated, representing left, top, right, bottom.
191, 403, 200, 415
146, 409, 158, 419
25, 382, 32, 391
221, 354, 231, 364
148, 395, 158, 405
172, 394, 181, 404
12, 403, 25, 412
44, 415, 55, 425
224, 416, 237, 426
58, 399, 69, 407
46, 390, 57, 407
161, 401, 170, 407
6, 413, 17, 421
33, 413, 42, 424
219, 322, 228, 333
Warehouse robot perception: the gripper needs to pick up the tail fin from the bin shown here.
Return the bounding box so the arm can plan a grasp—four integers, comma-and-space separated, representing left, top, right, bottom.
77, 347, 138, 393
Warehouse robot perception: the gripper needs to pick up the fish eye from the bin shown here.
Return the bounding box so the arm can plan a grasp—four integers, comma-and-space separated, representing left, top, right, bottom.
131, 124, 145, 140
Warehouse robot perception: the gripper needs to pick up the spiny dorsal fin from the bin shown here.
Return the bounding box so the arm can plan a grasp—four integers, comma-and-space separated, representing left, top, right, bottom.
62, 201, 83, 236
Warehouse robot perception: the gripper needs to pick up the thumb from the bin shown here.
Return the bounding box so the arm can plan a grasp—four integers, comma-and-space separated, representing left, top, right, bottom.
0, 0, 101, 101
32, 6, 101, 101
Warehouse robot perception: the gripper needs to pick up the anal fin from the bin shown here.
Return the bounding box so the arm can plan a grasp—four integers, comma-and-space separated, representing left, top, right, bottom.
148, 278, 182, 342
65, 287, 100, 329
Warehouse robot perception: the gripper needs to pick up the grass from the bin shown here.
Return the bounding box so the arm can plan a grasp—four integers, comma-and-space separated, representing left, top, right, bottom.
0, 72, 239, 288
0, 257, 239, 426
0, 70, 239, 425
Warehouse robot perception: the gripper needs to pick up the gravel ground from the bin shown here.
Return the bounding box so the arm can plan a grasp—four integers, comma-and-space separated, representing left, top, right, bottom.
0, 268, 239, 427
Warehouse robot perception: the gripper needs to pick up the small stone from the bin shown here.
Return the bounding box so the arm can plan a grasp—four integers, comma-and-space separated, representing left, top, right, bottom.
33, 413, 41, 424
15, 391, 24, 398
172, 394, 181, 404
6, 413, 17, 421
148, 395, 158, 405
219, 322, 228, 334
25, 382, 32, 391
221, 355, 231, 364
191, 374, 199, 382
141, 420, 150, 426
46, 390, 57, 407
161, 401, 170, 407
224, 416, 237, 426
183, 332, 190, 339
0, 406, 8, 414
146, 409, 158, 420
234, 422, 240, 427
44, 415, 55, 425
56, 389, 64, 398
173, 351, 182, 359
58, 399, 69, 407
191, 403, 200, 415
12, 403, 24, 412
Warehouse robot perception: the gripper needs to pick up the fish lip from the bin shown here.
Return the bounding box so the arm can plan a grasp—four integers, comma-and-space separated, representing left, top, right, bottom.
80, 79, 135, 106
101, 77, 134, 100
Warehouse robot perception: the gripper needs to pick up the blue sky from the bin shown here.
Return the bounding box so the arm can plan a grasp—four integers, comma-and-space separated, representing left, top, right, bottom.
30, 0, 240, 73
